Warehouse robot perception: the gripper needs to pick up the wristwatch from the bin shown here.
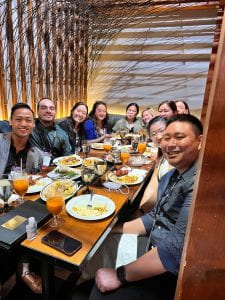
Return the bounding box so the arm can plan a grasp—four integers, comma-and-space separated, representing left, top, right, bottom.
116, 266, 128, 285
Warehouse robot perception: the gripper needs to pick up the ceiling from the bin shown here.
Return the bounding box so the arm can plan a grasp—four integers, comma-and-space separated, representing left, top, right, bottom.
88, 4, 218, 114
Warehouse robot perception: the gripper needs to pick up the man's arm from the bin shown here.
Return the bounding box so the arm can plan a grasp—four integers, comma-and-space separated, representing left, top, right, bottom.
112, 217, 147, 235
95, 247, 166, 293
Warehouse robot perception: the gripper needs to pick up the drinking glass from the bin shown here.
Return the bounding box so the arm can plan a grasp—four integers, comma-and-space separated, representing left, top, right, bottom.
82, 142, 91, 158
46, 187, 65, 227
120, 149, 130, 169
137, 142, 147, 155
103, 139, 112, 155
0, 176, 13, 214
12, 171, 29, 204
131, 136, 140, 153
81, 167, 95, 194
110, 137, 117, 150
93, 160, 107, 186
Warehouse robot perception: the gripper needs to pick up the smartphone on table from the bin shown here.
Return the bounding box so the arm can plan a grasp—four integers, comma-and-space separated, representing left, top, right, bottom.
41, 230, 82, 256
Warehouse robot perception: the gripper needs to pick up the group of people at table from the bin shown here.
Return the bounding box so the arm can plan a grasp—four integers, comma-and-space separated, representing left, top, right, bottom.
0, 97, 202, 300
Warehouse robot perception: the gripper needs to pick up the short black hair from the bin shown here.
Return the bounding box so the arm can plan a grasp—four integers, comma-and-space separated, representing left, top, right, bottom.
147, 116, 167, 134
126, 103, 139, 115
10, 102, 34, 119
166, 114, 203, 136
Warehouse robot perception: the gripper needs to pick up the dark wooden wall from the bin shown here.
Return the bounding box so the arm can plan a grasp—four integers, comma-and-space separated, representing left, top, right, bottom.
176, 6, 225, 300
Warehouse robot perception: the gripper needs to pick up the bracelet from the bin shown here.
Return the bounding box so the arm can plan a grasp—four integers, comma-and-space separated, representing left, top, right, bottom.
116, 266, 128, 285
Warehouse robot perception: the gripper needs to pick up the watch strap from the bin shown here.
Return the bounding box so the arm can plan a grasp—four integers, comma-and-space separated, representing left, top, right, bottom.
116, 265, 128, 285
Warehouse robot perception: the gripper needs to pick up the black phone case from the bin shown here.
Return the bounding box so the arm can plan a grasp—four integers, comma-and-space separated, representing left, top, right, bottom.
41, 230, 82, 256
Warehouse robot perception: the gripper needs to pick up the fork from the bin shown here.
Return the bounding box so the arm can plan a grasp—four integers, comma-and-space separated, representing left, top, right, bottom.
87, 191, 94, 209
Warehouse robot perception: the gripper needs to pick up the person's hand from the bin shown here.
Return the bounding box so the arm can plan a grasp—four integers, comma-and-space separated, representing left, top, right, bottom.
95, 268, 122, 293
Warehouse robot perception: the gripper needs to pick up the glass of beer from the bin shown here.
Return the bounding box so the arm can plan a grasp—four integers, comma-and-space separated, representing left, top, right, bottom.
46, 187, 64, 227
12, 171, 29, 204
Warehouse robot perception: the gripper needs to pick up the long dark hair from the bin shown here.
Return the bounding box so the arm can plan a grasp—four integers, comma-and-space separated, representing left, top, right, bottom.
175, 100, 190, 114
70, 102, 88, 129
158, 100, 177, 114
89, 101, 109, 128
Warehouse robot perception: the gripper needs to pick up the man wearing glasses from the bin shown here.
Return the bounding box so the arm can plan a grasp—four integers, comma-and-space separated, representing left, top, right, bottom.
30, 98, 71, 161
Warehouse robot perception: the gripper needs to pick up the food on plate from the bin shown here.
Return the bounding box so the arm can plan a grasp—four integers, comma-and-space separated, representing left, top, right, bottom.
53, 167, 80, 179
115, 169, 129, 177
83, 158, 102, 168
28, 176, 44, 186
57, 155, 81, 166
42, 180, 76, 200
110, 173, 138, 184
92, 143, 104, 149
73, 204, 108, 217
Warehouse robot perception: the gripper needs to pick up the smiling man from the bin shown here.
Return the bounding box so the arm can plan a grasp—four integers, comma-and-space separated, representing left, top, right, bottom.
30, 98, 71, 160
0, 103, 44, 176
81, 114, 203, 300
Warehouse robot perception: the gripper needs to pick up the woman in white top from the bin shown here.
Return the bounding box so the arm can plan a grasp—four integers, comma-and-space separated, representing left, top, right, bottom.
138, 116, 173, 213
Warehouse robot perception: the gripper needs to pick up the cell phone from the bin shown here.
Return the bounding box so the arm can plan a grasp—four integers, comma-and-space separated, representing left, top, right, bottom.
41, 230, 82, 256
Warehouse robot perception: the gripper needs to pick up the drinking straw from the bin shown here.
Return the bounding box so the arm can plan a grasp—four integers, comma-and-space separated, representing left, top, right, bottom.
20, 158, 23, 174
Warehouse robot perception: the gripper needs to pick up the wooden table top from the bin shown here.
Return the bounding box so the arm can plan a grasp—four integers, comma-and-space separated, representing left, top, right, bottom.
21, 149, 154, 268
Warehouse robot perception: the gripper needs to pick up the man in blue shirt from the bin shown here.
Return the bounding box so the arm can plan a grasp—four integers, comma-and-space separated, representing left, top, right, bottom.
87, 114, 203, 300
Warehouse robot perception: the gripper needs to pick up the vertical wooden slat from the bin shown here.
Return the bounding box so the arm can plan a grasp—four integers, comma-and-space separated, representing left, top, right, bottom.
35, 0, 44, 102
17, 0, 27, 102
83, 11, 89, 103
75, 5, 80, 102
26, 0, 37, 109
0, 10, 7, 119
6, 0, 18, 105
201, 7, 223, 124
51, 3, 58, 104
176, 9, 225, 300
64, 7, 70, 115
44, 0, 51, 98
69, 7, 76, 106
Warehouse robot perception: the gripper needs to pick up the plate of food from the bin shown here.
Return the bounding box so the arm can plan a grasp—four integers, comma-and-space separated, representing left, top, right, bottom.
40, 179, 78, 201
108, 169, 145, 185
82, 157, 104, 169
91, 143, 104, 150
66, 194, 115, 221
53, 155, 83, 167
47, 166, 81, 180
27, 176, 52, 194
105, 154, 121, 164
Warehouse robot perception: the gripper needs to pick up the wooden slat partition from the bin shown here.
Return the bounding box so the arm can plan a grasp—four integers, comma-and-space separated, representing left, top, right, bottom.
201, 6, 224, 123
0, 16, 7, 119
176, 8, 225, 300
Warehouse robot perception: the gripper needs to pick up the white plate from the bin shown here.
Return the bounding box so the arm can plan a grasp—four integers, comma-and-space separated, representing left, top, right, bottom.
40, 179, 78, 201
47, 166, 81, 180
108, 169, 146, 185
82, 157, 104, 169
66, 194, 115, 221
53, 155, 83, 167
27, 176, 52, 194
91, 143, 104, 150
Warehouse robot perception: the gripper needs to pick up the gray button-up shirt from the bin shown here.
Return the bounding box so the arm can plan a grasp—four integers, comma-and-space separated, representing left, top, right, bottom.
141, 162, 197, 274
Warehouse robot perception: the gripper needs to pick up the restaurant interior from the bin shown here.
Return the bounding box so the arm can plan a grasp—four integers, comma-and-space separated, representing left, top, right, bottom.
0, 0, 224, 299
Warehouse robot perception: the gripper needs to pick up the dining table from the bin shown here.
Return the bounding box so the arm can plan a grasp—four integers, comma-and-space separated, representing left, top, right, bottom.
20, 148, 155, 299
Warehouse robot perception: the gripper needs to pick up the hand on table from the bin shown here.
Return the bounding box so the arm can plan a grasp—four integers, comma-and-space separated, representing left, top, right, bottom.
95, 268, 122, 293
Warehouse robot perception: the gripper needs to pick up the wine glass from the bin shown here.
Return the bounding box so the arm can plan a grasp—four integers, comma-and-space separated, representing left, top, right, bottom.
46, 187, 65, 227
82, 142, 91, 158
131, 136, 140, 153
93, 160, 107, 186
0, 176, 13, 214
81, 167, 95, 194
12, 171, 29, 204
110, 137, 117, 150
120, 149, 130, 169
103, 139, 112, 156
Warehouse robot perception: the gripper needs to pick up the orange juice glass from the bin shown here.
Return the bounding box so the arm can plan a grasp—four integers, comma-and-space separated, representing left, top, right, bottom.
47, 194, 64, 227
137, 142, 146, 155
103, 144, 112, 153
12, 173, 29, 204
120, 151, 130, 165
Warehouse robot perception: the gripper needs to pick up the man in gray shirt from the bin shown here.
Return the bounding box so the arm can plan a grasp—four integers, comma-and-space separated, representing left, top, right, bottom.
30, 98, 71, 160
84, 114, 203, 300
